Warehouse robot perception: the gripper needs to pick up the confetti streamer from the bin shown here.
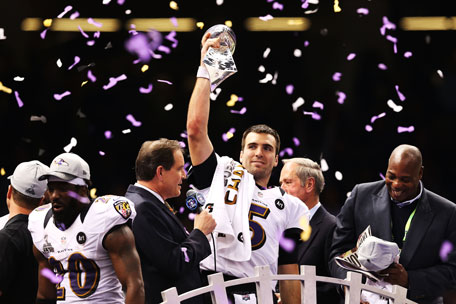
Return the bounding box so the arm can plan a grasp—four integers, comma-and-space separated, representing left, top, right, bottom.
332, 72, 342, 82
70, 11, 80, 20
230, 107, 247, 115
259, 74, 273, 83
78, 26, 90, 38
57, 6, 73, 18
347, 53, 356, 61
30, 115, 47, 123
271, 72, 278, 85
181, 248, 190, 262
263, 48, 271, 58
292, 97, 305, 111
397, 126, 414, 133
68, 191, 90, 203
437, 70, 444, 78
126, 114, 142, 127
103, 74, 127, 90
312, 101, 324, 109
303, 111, 321, 120
395, 85, 406, 101
139, 84, 153, 94
370, 112, 386, 123
87, 18, 103, 28
157, 79, 173, 85
279, 148, 293, 157
165, 31, 178, 48
158, 45, 171, 54
380, 16, 396, 36
0, 81, 12, 94
170, 17, 178, 27
292, 137, 300, 146
336, 91, 346, 104
440, 241, 453, 262
357, 8, 369, 15
63, 137, 77, 153
14, 91, 24, 107
68, 56, 81, 70
87, 70, 96, 82
53, 91, 71, 101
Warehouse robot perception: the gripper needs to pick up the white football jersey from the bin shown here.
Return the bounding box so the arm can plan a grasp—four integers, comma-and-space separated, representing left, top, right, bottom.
199, 157, 309, 280
28, 195, 136, 303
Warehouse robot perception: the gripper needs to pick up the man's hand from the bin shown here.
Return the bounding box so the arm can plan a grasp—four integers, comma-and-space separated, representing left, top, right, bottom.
379, 262, 408, 287
200, 32, 220, 66
194, 209, 216, 235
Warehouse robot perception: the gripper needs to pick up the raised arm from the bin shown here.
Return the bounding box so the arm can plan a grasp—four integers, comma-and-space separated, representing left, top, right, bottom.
186, 33, 220, 166
104, 224, 145, 304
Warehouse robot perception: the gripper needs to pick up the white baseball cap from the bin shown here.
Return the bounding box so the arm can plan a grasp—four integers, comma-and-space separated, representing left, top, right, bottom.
39, 152, 91, 184
8, 160, 50, 198
357, 236, 400, 272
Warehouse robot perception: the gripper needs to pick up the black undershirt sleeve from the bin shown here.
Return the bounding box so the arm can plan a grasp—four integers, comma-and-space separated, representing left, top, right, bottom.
188, 150, 217, 190
278, 227, 302, 265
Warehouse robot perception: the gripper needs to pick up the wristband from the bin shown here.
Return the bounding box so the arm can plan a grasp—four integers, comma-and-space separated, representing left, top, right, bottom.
197, 66, 210, 80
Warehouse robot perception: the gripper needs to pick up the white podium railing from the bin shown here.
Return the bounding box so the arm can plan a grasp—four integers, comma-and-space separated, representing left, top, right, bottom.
160, 265, 417, 304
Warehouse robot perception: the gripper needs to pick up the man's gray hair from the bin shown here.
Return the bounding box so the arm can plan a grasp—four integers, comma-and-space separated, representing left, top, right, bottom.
282, 157, 325, 195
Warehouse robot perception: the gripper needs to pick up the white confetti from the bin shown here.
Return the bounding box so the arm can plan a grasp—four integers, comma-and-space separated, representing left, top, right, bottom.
210, 87, 222, 101
294, 49, 302, 57
292, 97, 305, 112
63, 137, 77, 153
320, 158, 329, 172
122, 129, 131, 134
258, 65, 266, 73
57, 59, 63, 68
259, 73, 273, 83
13, 76, 24, 81
335, 171, 343, 180
437, 70, 444, 78
263, 48, 271, 58
164, 103, 173, 111
387, 99, 403, 112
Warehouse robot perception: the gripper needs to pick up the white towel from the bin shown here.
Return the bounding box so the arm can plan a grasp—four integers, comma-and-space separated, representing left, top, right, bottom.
203, 155, 254, 262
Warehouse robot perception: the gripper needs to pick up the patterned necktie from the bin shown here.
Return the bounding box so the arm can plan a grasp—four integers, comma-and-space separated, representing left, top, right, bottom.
164, 201, 175, 214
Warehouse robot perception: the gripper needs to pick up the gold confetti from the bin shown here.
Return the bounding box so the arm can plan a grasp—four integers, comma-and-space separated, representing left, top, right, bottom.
299, 216, 312, 241
226, 132, 234, 139
89, 188, 97, 199
226, 94, 238, 107
43, 19, 53, 27
0, 81, 12, 94
81, 81, 88, 87
225, 20, 233, 28
334, 0, 342, 12
169, 1, 179, 10
0, 168, 5, 176
196, 22, 205, 30
141, 65, 149, 72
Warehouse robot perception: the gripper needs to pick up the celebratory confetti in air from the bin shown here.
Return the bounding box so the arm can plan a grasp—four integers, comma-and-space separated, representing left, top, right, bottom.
103, 74, 127, 90
126, 114, 142, 127
53, 91, 71, 101
68, 56, 81, 70
292, 97, 305, 111
397, 126, 415, 133
395, 85, 406, 101
440, 241, 453, 262
222, 128, 236, 142
14, 91, 24, 107
139, 84, 153, 94
336, 91, 346, 104
63, 137, 77, 153
41, 269, 63, 284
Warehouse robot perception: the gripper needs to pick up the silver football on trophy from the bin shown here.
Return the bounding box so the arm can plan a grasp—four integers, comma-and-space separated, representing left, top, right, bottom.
203, 24, 236, 55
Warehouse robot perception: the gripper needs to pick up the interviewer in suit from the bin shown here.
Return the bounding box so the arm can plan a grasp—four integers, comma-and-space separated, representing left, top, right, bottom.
329, 144, 456, 304
279, 158, 339, 303
126, 139, 216, 304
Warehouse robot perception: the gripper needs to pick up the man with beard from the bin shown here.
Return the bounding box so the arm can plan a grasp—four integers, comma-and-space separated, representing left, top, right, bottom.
28, 152, 144, 304
329, 144, 456, 304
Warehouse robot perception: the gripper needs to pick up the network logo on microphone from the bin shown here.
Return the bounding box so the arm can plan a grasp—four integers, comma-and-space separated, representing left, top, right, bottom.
186, 189, 206, 213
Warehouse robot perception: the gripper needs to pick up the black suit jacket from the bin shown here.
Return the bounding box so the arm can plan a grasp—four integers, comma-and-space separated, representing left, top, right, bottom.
126, 185, 211, 304
329, 181, 456, 304
298, 205, 340, 303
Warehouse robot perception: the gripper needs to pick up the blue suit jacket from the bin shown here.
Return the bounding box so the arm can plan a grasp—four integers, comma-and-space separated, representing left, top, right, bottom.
126, 185, 211, 304
329, 181, 456, 304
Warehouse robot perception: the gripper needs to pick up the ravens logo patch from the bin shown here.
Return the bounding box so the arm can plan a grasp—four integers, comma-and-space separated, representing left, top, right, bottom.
113, 200, 132, 219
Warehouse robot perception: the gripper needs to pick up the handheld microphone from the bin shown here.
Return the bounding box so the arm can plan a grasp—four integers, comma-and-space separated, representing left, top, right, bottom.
185, 189, 206, 214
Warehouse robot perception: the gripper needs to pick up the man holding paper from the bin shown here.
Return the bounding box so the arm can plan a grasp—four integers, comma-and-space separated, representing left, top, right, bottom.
329, 144, 456, 303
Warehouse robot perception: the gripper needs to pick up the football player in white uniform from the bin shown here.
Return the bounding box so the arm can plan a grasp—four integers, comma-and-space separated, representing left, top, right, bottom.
28, 153, 144, 304
186, 33, 309, 304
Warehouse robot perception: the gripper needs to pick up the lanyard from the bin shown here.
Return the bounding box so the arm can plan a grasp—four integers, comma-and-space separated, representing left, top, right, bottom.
402, 207, 417, 242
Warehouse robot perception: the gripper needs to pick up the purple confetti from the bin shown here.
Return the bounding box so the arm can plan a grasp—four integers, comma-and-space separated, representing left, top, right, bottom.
68, 191, 90, 203
279, 235, 295, 252
103, 74, 127, 90
395, 85, 406, 101
336, 91, 346, 104
379, 173, 385, 180
157, 79, 173, 85
57, 6, 73, 18
370, 112, 386, 123
87, 70, 96, 82
180, 131, 188, 138
380, 16, 396, 36
104, 130, 112, 139
440, 241, 453, 262
40, 29, 48, 39
386, 35, 397, 44
165, 31, 178, 48
126, 114, 142, 127
14, 91, 24, 108
286, 84, 294, 95
68, 56, 81, 70
230, 107, 247, 115
94, 31, 101, 39
78, 26, 89, 38
347, 53, 356, 61
86, 40, 95, 46
312, 101, 324, 110
304, 40, 309, 47
70, 11, 80, 19
272, 2, 284, 10
365, 125, 373, 132
303, 111, 321, 120
222, 128, 236, 142
99, 151, 105, 156
292, 137, 300, 146
117, 0, 125, 4
139, 84, 153, 94
170, 17, 178, 27
181, 248, 190, 262
179, 141, 186, 149
279, 148, 293, 157
41, 268, 63, 284
332, 72, 342, 82
188, 213, 196, 220
397, 126, 415, 133
378, 63, 388, 70
88, 18, 102, 28
357, 8, 369, 15
125, 33, 152, 62
404, 51, 413, 58
53, 91, 71, 101
179, 206, 185, 214
158, 45, 171, 54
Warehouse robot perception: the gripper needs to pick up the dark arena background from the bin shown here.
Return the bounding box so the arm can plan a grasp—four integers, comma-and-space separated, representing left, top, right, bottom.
1, 0, 456, 222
